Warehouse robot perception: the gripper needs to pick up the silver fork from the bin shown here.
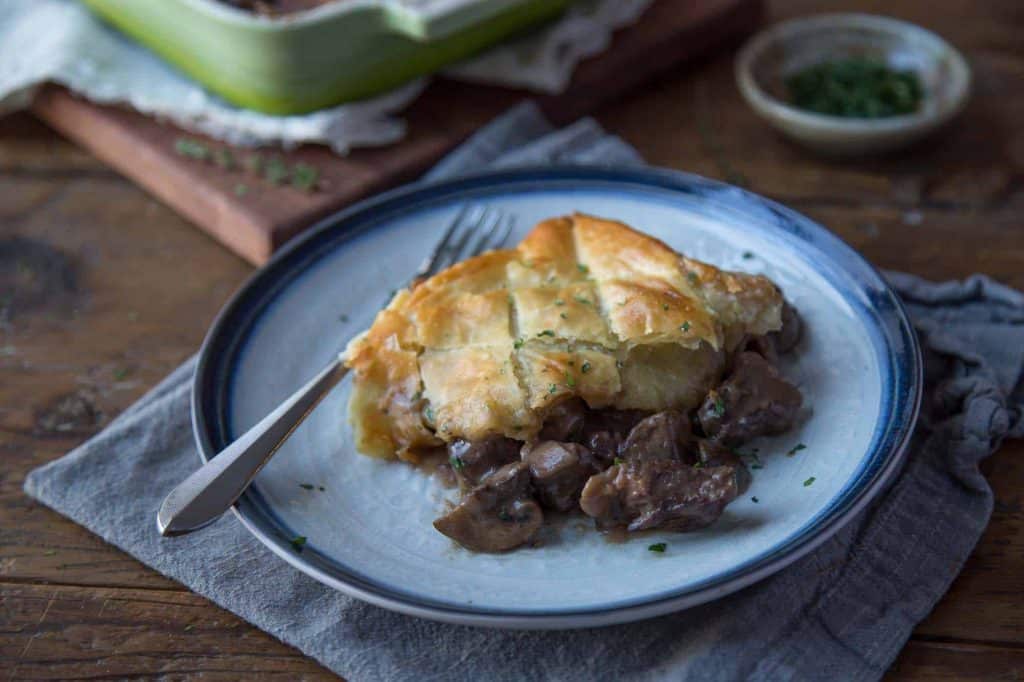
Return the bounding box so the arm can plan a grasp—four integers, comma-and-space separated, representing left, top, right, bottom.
157, 206, 515, 536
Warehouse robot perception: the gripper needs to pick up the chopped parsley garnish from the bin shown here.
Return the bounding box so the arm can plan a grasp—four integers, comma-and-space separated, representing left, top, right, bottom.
751, 496, 760, 503
290, 535, 307, 551
680, 321, 691, 332
662, 303, 669, 311
711, 394, 726, 417
555, 299, 565, 306
424, 406, 435, 423
787, 443, 807, 457
687, 272, 699, 285
450, 455, 466, 471
613, 457, 625, 466
514, 338, 525, 349
339, 313, 349, 322
803, 476, 816, 487
565, 373, 576, 388
318, 486, 326, 492
548, 384, 558, 394
298, 483, 315, 490
173, 137, 209, 160
693, 460, 705, 468
577, 263, 589, 274
537, 329, 555, 337
786, 58, 924, 118
560, 312, 568, 320
113, 367, 130, 381
574, 296, 591, 305
411, 390, 423, 402
648, 543, 667, 553
742, 251, 755, 259
581, 361, 592, 374
233, 183, 249, 197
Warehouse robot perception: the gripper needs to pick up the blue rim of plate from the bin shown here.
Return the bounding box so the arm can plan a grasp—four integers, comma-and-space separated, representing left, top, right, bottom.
192, 166, 922, 629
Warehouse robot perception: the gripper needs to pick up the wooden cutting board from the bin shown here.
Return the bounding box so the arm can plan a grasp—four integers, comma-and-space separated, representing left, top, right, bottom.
33, 0, 762, 265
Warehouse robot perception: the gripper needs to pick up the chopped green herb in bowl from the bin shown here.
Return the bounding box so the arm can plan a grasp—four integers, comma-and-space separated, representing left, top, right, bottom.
786, 58, 924, 118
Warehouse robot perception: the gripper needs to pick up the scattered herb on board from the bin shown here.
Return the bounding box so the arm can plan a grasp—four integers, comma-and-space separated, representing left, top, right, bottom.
298, 483, 315, 490
264, 156, 290, 185
244, 154, 264, 175
290, 535, 307, 551
184, 624, 195, 632
648, 543, 667, 553
787, 443, 807, 457
581, 361, 592, 374
291, 163, 319, 193
44, 549, 57, 556
213, 148, 236, 170
786, 59, 924, 118
803, 476, 816, 487
173, 137, 210, 160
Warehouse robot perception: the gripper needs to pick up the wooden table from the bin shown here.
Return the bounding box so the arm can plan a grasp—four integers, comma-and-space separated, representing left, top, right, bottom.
1, 0, 1021, 678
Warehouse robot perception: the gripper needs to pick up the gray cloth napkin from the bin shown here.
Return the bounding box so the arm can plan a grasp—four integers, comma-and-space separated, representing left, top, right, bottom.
25, 102, 1024, 681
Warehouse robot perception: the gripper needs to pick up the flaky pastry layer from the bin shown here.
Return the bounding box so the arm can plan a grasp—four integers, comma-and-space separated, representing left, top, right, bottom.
344, 214, 783, 459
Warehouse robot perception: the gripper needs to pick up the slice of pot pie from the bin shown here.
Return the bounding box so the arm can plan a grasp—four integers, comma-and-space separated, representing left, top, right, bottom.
344, 213, 803, 552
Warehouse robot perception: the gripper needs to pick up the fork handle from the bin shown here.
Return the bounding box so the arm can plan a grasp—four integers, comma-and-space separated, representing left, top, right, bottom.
157, 355, 350, 536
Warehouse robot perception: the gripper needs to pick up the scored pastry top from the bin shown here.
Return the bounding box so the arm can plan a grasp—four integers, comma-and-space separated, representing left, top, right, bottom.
345, 213, 784, 460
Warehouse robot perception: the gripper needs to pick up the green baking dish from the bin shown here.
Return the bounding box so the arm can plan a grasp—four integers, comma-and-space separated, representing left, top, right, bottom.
81, 0, 573, 114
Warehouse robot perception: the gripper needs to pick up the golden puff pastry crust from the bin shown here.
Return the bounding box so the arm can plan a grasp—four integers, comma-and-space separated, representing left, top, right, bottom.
344, 213, 784, 459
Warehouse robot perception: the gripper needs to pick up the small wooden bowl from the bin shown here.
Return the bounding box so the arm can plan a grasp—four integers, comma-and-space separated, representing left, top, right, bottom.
735, 13, 971, 156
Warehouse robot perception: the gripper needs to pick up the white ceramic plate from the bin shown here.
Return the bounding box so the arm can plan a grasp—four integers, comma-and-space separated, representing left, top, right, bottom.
193, 167, 921, 628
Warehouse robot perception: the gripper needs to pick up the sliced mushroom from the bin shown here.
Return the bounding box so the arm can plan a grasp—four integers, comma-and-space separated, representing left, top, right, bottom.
433, 462, 543, 552
523, 440, 598, 511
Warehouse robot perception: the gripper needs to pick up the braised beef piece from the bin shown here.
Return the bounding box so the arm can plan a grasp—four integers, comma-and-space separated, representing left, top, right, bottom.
433, 462, 543, 552
447, 436, 520, 490
745, 302, 803, 362
618, 410, 696, 464
523, 441, 600, 511
698, 352, 802, 446
538, 399, 587, 442
581, 408, 650, 466
697, 440, 751, 494
579, 460, 738, 532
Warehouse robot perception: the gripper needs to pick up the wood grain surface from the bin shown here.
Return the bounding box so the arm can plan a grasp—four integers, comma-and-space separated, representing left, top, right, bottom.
2, 0, 1023, 679
31, 0, 761, 266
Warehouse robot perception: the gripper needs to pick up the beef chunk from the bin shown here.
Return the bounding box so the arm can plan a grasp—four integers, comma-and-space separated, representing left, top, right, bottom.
698, 352, 802, 446
585, 430, 621, 466
538, 399, 587, 442
523, 441, 599, 511
579, 460, 738, 532
773, 302, 802, 354
697, 439, 751, 494
433, 462, 543, 552
618, 410, 696, 464
447, 436, 520, 490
